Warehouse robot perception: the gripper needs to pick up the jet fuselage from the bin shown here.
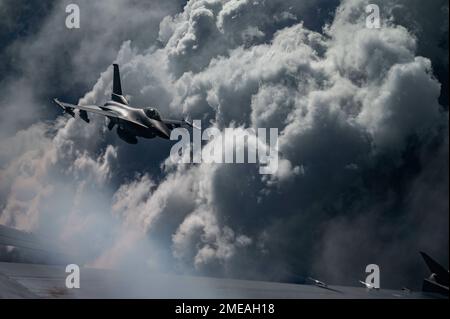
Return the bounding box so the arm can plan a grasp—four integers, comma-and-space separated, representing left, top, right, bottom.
100, 101, 171, 143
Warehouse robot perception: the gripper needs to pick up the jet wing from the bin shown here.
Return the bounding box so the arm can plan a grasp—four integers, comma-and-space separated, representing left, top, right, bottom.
163, 118, 199, 130
53, 99, 149, 129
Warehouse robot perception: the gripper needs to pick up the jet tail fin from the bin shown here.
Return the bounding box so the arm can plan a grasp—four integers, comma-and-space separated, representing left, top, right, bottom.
420, 252, 449, 286
113, 64, 122, 96
111, 64, 128, 105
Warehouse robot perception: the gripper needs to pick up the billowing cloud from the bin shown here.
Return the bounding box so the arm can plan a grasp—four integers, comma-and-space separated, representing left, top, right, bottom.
0, 0, 448, 290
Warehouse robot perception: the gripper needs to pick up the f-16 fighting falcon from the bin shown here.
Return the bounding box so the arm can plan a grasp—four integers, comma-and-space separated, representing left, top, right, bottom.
54, 64, 194, 144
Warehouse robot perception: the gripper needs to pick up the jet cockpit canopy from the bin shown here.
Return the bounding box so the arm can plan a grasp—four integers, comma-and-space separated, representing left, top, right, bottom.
144, 108, 161, 120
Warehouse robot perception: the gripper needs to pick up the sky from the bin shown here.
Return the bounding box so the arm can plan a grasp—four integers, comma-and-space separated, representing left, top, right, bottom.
0, 0, 448, 290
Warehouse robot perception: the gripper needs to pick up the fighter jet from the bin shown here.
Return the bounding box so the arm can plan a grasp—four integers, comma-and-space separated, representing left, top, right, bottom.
54, 64, 194, 144
420, 252, 449, 296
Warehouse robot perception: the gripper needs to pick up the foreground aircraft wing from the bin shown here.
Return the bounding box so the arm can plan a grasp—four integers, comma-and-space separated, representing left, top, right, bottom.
0, 260, 438, 299
0, 224, 69, 265
53, 99, 148, 129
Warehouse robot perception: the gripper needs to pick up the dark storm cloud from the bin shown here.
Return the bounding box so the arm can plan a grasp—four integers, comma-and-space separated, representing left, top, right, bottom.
0, 0, 448, 291
0, 0, 186, 135
0, 0, 55, 80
